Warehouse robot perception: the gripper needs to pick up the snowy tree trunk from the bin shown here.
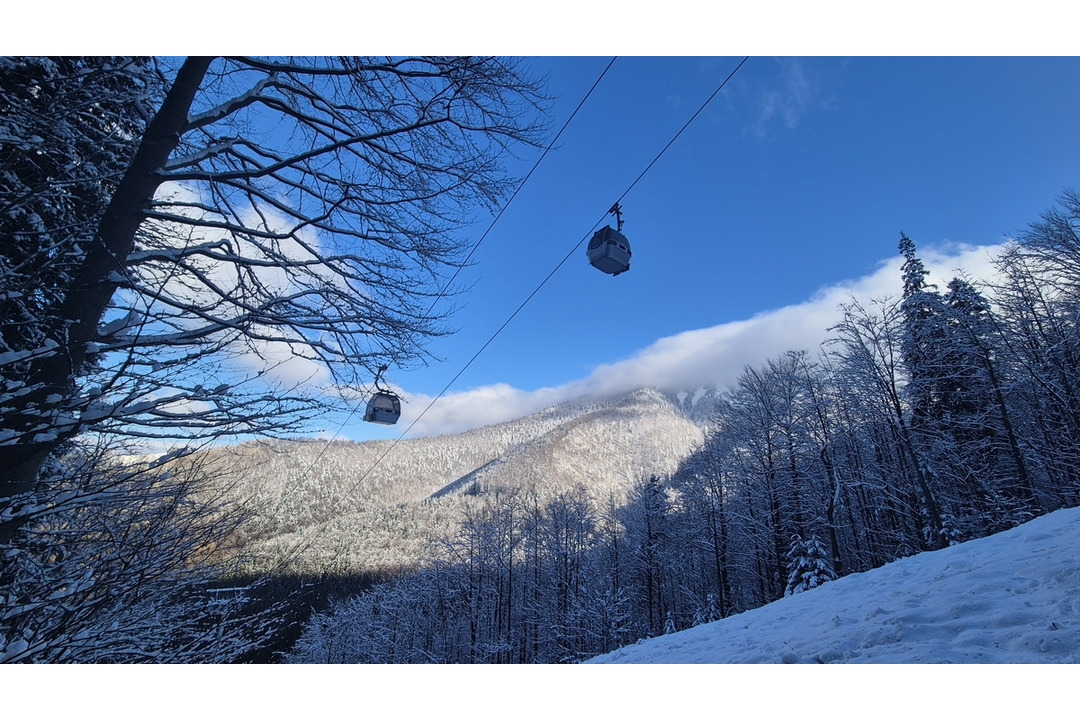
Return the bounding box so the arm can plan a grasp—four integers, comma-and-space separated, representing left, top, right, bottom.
0, 58, 212, 540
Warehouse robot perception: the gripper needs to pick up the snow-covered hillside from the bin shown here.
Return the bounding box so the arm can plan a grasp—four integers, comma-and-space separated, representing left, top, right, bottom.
588, 506, 1080, 663
213, 387, 702, 576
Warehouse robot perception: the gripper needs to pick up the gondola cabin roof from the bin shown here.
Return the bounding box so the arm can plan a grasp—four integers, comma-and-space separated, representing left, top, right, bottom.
586, 225, 631, 276
364, 391, 401, 425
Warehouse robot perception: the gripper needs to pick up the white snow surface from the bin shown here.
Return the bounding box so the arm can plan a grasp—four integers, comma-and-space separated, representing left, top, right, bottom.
589, 506, 1080, 664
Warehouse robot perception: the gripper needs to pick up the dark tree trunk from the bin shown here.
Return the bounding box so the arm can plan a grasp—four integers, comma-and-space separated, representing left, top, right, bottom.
0, 57, 213, 543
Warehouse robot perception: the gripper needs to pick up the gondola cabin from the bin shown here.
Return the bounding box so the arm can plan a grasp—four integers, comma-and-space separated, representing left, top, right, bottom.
586, 225, 631, 276
364, 391, 401, 425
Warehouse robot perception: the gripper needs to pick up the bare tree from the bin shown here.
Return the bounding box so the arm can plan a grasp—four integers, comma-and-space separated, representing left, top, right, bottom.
827, 296, 945, 548
1, 55, 546, 662
1, 56, 547, 539
1, 437, 278, 662
990, 193, 1080, 504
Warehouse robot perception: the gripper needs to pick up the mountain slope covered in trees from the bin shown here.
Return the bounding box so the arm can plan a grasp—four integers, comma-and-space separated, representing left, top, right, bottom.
214, 387, 703, 578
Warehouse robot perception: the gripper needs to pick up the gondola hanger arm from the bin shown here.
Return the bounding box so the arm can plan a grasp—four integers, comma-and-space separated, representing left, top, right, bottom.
609, 202, 624, 231
374, 364, 390, 393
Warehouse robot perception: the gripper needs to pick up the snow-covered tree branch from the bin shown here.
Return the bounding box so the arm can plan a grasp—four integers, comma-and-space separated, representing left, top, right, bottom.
0, 56, 547, 535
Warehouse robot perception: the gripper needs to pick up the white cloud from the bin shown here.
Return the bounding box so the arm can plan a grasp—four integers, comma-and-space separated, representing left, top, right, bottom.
750, 58, 820, 137
398, 242, 1008, 437
400, 383, 568, 437
136, 181, 340, 390
232, 334, 331, 389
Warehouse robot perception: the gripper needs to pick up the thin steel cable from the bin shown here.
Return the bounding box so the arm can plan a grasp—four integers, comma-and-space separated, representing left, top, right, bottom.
266, 57, 620, 574
401, 56, 751, 441
615, 57, 748, 206
297, 56, 617, 465
268, 56, 752, 577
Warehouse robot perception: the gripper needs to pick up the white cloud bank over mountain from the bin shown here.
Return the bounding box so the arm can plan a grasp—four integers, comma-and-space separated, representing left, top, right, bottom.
401, 242, 1007, 437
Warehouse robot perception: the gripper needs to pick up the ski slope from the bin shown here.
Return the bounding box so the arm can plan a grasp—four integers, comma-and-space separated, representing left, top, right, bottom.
588, 506, 1080, 664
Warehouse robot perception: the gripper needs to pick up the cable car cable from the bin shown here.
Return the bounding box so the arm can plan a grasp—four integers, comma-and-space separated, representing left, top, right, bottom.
267, 56, 751, 578
428, 57, 620, 318
380, 55, 753, 471
263, 57, 621, 575
586, 57, 747, 277
271, 56, 618, 491
617, 56, 748, 208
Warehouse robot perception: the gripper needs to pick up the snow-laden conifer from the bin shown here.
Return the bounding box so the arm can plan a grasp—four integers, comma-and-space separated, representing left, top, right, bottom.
784, 534, 837, 596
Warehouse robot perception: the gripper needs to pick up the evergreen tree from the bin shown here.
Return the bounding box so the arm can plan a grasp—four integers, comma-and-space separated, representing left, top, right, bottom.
784, 534, 836, 596
1, 57, 155, 540
896, 233, 948, 546
900, 233, 1037, 537
899, 232, 949, 426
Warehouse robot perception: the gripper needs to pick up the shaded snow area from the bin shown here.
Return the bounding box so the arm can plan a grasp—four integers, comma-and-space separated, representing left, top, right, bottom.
589, 506, 1080, 664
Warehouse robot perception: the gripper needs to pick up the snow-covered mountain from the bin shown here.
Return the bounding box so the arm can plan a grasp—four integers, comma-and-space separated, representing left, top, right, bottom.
587, 505, 1080, 663
662, 385, 722, 426
216, 387, 704, 576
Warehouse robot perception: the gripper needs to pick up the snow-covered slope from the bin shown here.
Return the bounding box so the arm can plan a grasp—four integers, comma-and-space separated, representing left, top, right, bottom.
588, 506, 1080, 663
214, 387, 703, 576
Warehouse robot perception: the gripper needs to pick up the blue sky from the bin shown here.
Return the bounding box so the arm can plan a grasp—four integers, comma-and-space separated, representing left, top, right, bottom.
332, 56, 1080, 440
16, 21, 1080, 443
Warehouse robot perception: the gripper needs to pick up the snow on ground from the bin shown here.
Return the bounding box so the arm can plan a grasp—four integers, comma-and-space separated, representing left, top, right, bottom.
23, 508, 1077, 718
589, 506, 1080, 664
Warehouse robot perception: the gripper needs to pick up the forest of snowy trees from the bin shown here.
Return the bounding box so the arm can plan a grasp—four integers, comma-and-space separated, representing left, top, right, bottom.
4, 54, 1080, 665
288, 192, 1080, 662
